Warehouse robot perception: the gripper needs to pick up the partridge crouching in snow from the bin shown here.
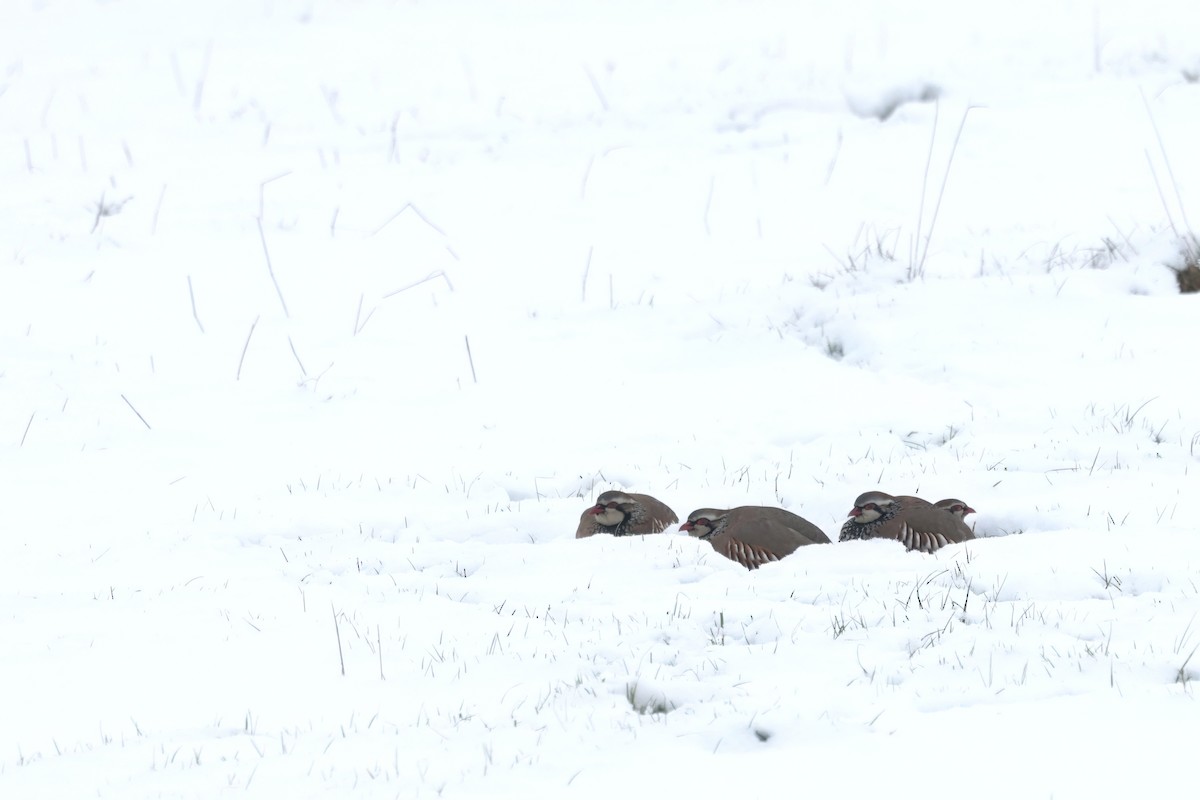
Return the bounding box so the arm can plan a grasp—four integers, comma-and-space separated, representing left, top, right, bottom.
839, 491, 975, 553
681, 506, 830, 569
933, 498, 977, 540
575, 491, 678, 538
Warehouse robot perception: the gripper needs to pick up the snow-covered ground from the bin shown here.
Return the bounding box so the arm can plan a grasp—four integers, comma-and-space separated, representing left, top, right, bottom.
3, 1, 1200, 796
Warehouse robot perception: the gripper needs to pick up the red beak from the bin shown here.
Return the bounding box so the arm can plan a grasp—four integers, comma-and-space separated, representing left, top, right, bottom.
679, 522, 694, 532
848, 507, 862, 518
964, 506, 977, 515
587, 505, 604, 516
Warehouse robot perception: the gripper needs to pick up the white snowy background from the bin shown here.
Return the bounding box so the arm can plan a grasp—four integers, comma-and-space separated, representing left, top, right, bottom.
3, 0, 1200, 797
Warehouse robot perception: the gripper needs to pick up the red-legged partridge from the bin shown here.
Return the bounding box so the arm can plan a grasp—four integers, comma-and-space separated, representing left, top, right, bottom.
839, 491, 974, 552
575, 491, 678, 539
934, 498, 977, 541
680, 506, 830, 569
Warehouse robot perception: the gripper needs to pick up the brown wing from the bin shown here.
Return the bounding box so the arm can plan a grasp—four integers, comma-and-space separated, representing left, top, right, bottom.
628, 493, 678, 534
769, 509, 832, 545
895, 495, 934, 509
711, 507, 829, 569
745, 513, 828, 552
890, 505, 974, 552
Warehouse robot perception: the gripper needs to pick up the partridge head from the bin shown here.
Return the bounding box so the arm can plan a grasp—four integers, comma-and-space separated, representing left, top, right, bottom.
934, 498, 977, 540
934, 498, 976, 519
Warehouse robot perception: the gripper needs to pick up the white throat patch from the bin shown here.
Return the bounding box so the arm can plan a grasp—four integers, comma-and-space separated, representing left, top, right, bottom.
594, 508, 626, 527
854, 507, 883, 524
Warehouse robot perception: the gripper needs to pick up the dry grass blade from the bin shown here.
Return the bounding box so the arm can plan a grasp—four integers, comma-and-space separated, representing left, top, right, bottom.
120, 394, 152, 430
236, 316, 260, 380
913, 105, 975, 279
256, 219, 290, 318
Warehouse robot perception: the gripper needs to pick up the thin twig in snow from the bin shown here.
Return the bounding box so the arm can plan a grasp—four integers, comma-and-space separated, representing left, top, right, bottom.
332, 603, 346, 676
582, 246, 593, 302
913, 102, 940, 267
151, 185, 167, 235
256, 218, 290, 318
580, 155, 595, 199
823, 130, 843, 186
187, 275, 205, 333
583, 65, 609, 112
464, 335, 477, 384
193, 40, 213, 111
357, 307, 377, 334
257, 171, 292, 221
388, 112, 400, 162
90, 191, 106, 233
371, 203, 446, 238
1141, 88, 1195, 239
236, 316, 259, 380
1106, 215, 1138, 253
287, 336, 307, 377
378, 626, 384, 681
915, 105, 974, 278
40, 87, 56, 127
20, 412, 34, 446
121, 394, 152, 430
1144, 152, 1179, 239
353, 294, 379, 336
382, 270, 448, 299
